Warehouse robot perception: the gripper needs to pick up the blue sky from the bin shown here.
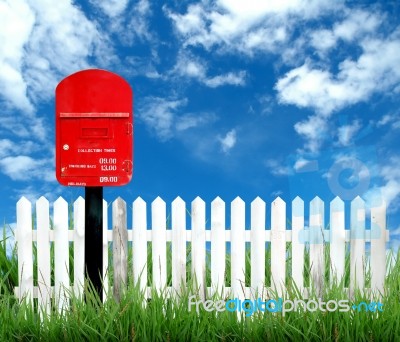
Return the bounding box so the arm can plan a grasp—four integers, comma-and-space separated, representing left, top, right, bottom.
1, 0, 400, 251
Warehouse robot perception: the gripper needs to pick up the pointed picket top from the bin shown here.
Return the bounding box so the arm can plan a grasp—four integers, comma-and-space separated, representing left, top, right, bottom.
54, 196, 68, 207
133, 196, 146, 208
272, 196, 285, 206
113, 196, 126, 209
330, 196, 344, 212
192, 196, 205, 206
292, 196, 304, 217
351, 196, 365, 209
351, 195, 365, 239
272, 196, 286, 213
211, 196, 225, 206
17, 196, 31, 207
192, 197, 205, 215
310, 196, 324, 215
37, 196, 49, 206
251, 196, 265, 207
251, 197, 265, 229
172, 196, 185, 207
152, 196, 165, 208
74, 196, 84, 207
211, 197, 225, 231
73, 197, 85, 236
232, 196, 245, 209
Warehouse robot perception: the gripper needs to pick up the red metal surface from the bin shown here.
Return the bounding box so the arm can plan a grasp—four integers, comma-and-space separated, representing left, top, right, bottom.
56, 69, 133, 186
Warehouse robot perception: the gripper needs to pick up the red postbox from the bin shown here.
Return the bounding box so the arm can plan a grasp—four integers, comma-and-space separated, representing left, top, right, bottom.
56, 69, 133, 187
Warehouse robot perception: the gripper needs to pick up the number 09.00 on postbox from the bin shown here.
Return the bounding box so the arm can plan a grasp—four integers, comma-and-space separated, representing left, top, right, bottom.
56, 69, 133, 187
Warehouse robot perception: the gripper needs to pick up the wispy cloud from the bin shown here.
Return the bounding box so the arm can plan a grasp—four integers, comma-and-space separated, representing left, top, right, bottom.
139, 97, 216, 140
166, 0, 336, 53
219, 129, 237, 153
173, 53, 246, 88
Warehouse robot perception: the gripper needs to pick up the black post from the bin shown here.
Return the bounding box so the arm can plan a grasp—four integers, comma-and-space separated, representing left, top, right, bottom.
85, 186, 103, 301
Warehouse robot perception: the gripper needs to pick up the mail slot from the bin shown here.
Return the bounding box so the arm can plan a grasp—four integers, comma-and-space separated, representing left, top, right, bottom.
55, 69, 133, 186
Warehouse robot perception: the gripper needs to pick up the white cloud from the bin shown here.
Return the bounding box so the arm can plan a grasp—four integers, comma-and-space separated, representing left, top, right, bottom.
90, 0, 130, 17
111, 0, 153, 44
337, 120, 361, 146
204, 71, 246, 88
219, 129, 237, 153
276, 30, 400, 152
333, 9, 382, 42
0, 0, 35, 112
175, 113, 216, 132
310, 29, 337, 52
376, 113, 400, 129
264, 159, 291, 176
294, 115, 328, 152
0, 0, 114, 115
0, 139, 14, 158
277, 34, 400, 115
364, 156, 400, 212
167, 0, 335, 53
0, 155, 54, 182
310, 10, 383, 54
173, 53, 246, 87
139, 97, 216, 140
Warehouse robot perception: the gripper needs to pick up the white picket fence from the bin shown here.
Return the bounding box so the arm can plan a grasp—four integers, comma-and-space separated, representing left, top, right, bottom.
15, 195, 390, 313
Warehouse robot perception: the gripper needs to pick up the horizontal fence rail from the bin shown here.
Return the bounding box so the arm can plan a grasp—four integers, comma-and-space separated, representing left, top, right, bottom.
15, 196, 391, 314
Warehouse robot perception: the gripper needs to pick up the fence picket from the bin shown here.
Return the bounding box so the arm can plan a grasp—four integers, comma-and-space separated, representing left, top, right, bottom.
133, 197, 147, 294
271, 197, 286, 296
103, 199, 109, 302
73, 197, 85, 299
171, 197, 186, 295
113, 197, 128, 302
152, 197, 167, 293
211, 197, 225, 296
14, 195, 391, 309
36, 196, 51, 314
54, 197, 69, 313
250, 197, 265, 299
330, 197, 345, 285
350, 196, 365, 294
310, 196, 324, 297
371, 200, 386, 295
17, 197, 33, 305
231, 197, 245, 300
292, 196, 304, 293
192, 197, 206, 299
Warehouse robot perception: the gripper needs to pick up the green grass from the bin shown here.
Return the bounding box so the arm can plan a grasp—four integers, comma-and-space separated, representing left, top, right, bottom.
1, 224, 400, 341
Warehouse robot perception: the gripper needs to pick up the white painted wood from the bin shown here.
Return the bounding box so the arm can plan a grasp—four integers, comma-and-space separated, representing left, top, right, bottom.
330, 196, 345, 285
350, 196, 365, 293
271, 197, 286, 297
152, 197, 167, 293
309, 196, 324, 297
231, 197, 246, 300
133, 197, 148, 294
102, 199, 108, 302
171, 197, 186, 295
14, 195, 391, 304
73, 197, 85, 300
17, 197, 33, 305
211, 197, 225, 296
250, 197, 265, 299
191, 197, 206, 300
371, 200, 386, 296
53, 197, 70, 313
113, 197, 128, 302
36, 196, 51, 314
292, 196, 304, 292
